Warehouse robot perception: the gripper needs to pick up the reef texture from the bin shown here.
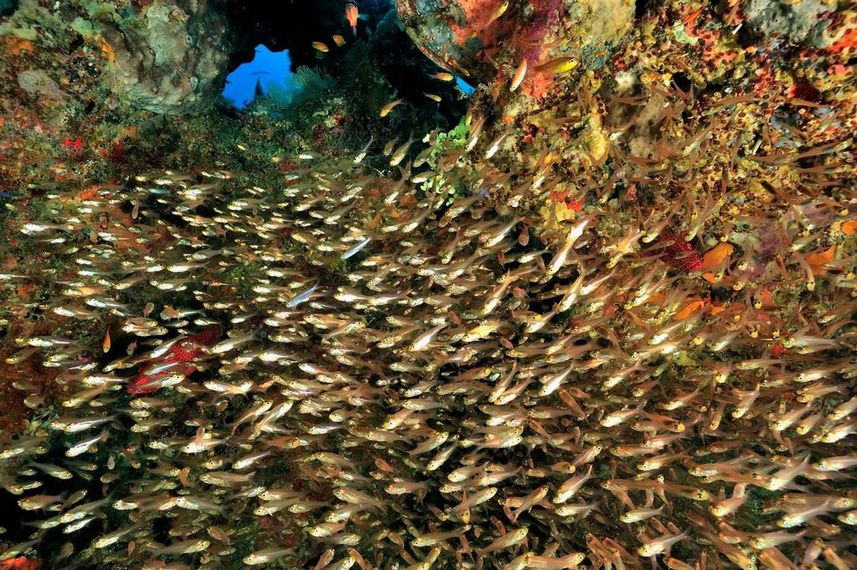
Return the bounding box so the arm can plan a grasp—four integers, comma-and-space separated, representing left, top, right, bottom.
396, 0, 635, 97
743, 0, 838, 47
99, 0, 230, 114
0, 0, 855, 569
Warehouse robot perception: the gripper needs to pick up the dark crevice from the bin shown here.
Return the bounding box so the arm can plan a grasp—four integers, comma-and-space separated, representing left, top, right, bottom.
735, 19, 765, 48
672, 72, 692, 93
221, 0, 392, 73
0, 0, 17, 18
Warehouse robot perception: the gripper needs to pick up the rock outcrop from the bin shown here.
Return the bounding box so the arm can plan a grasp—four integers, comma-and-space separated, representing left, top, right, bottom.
100, 0, 230, 114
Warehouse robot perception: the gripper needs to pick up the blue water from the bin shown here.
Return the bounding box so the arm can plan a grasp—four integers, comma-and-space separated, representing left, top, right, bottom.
223, 45, 294, 109
456, 76, 475, 96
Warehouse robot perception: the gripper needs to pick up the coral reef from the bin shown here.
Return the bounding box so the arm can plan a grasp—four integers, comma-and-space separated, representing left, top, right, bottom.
396, 0, 635, 97
0, 0, 855, 569
743, 0, 837, 47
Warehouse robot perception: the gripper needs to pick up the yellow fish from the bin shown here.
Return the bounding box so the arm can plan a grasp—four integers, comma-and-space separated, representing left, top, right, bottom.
380, 99, 403, 118
312, 41, 329, 53
537, 56, 578, 75
429, 72, 455, 82
487, 0, 510, 25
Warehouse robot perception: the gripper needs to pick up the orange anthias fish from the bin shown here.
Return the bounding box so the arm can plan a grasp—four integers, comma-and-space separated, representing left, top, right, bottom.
345, 1, 359, 36
698, 242, 734, 272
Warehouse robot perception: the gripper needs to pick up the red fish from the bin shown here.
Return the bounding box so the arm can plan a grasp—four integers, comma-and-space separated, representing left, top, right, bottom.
128, 326, 220, 395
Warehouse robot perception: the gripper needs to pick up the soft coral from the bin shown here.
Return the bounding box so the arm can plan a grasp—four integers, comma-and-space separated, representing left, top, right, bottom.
657, 230, 703, 271
128, 327, 221, 395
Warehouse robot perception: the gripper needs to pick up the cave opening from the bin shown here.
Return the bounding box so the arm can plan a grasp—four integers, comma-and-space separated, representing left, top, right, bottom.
222, 45, 295, 109
218, 0, 468, 126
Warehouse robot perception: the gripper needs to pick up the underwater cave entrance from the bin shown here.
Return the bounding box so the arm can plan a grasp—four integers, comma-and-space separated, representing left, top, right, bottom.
218, 0, 467, 122
221, 0, 392, 75
219, 1, 389, 111
222, 45, 295, 109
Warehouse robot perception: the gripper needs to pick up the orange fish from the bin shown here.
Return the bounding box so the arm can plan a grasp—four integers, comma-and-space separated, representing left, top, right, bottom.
103, 329, 111, 353
332, 34, 346, 47
805, 244, 836, 276
345, 1, 359, 36
699, 242, 734, 272
674, 299, 705, 321
312, 41, 329, 53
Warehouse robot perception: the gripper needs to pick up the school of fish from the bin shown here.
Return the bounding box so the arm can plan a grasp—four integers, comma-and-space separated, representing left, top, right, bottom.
0, 97, 855, 569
